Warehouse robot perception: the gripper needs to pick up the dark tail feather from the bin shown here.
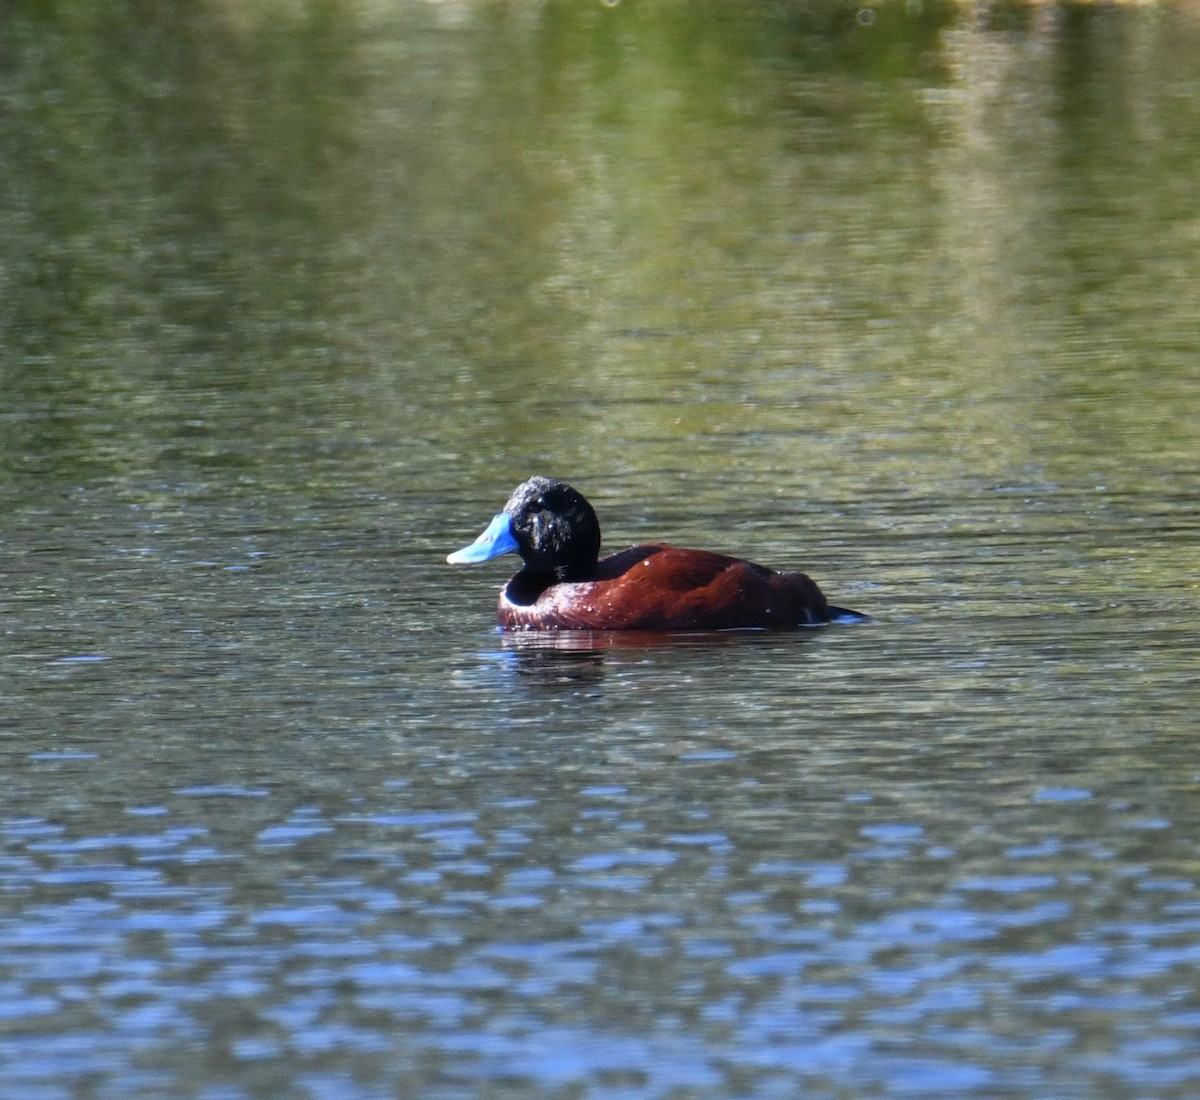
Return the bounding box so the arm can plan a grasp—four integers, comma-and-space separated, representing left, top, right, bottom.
827, 605, 870, 624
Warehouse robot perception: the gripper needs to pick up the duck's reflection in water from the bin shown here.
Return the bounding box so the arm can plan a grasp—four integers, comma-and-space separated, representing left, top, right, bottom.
496, 627, 790, 683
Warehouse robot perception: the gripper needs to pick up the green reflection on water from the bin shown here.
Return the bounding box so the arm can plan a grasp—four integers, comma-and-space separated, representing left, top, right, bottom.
0, 0, 1196, 508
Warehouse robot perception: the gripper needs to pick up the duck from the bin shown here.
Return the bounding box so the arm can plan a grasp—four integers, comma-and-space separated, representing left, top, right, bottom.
447, 476, 867, 631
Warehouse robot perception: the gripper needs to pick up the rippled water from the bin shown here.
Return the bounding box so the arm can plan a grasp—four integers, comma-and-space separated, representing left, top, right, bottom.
3, 2, 1199, 1097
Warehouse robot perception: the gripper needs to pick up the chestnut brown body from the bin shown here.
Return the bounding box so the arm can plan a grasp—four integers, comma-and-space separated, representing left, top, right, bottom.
499, 543, 832, 631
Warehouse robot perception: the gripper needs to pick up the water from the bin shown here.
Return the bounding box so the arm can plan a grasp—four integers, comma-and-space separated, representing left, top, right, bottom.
2, 2, 1199, 1097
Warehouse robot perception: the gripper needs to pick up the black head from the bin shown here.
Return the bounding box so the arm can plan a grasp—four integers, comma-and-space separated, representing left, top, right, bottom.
504, 476, 601, 580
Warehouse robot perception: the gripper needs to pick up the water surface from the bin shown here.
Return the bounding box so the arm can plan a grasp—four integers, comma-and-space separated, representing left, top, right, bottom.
2, 2, 1198, 1097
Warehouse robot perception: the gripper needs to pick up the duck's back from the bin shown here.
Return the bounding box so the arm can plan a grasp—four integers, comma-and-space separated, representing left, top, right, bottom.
498, 544, 831, 631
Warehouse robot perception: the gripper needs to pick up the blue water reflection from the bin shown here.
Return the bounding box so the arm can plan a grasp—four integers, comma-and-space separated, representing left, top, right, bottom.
5, 737, 1200, 1097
